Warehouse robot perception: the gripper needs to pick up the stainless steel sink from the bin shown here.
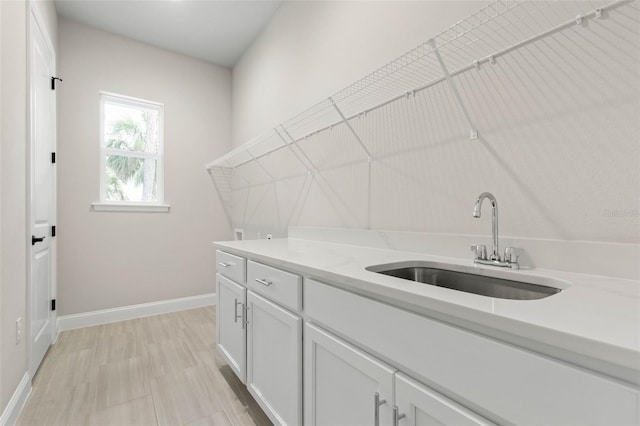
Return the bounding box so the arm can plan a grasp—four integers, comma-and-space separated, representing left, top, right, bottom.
366, 262, 562, 300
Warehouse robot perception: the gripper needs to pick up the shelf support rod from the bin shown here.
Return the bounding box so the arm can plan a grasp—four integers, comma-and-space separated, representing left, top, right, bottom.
329, 97, 373, 161
276, 126, 318, 174
429, 38, 479, 140
244, 146, 274, 181
329, 97, 372, 230
275, 127, 311, 172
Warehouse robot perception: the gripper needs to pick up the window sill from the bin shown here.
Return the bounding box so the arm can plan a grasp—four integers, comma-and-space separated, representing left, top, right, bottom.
91, 203, 170, 213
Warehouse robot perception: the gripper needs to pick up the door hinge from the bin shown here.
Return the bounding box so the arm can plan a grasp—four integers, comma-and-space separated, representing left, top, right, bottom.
51, 152, 56, 164
51, 225, 56, 237
51, 76, 62, 90
51, 299, 56, 311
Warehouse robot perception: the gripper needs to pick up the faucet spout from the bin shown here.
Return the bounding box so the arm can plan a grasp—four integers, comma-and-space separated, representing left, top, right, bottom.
473, 192, 499, 261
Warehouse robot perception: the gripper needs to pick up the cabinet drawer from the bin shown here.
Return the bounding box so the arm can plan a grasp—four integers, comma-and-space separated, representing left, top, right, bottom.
304, 279, 639, 426
247, 260, 302, 312
216, 250, 246, 283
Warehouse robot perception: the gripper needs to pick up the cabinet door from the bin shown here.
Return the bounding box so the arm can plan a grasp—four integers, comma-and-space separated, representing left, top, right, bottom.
246, 291, 302, 426
305, 323, 396, 426
216, 273, 247, 383
394, 373, 493, 426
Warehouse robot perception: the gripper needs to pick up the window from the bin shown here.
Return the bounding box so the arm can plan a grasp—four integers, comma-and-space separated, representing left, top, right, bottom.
96, 92, 167, 211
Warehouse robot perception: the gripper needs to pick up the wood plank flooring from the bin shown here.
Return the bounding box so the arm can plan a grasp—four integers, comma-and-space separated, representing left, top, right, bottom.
17, 307, 272, 426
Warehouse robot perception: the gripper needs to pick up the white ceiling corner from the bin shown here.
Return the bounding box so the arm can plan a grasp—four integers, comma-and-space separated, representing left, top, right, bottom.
54, 0, 282, 67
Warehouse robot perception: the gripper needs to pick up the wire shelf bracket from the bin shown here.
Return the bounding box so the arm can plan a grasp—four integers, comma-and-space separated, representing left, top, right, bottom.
329, 97, 373, 161
274, 127, 312, 173
429, 38, 479, 141
277, 125, 319, 174
244, 145, 274, 182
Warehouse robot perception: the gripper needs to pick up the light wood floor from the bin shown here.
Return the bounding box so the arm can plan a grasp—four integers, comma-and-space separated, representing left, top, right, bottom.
17, 307, 272, 426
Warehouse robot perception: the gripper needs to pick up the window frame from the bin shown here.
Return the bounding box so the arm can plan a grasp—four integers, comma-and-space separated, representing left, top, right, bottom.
96, 91, 168, 212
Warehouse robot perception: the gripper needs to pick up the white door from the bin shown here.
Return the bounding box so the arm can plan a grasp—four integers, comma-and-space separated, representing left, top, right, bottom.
246, 290, 302, 426
216, 273, 247, 383
394, 373, 493, 426
29, 8, 56, 376
304, 322, 396, 426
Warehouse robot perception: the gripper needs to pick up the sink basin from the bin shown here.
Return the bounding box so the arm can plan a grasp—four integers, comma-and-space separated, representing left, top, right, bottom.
366, 262, 562, 300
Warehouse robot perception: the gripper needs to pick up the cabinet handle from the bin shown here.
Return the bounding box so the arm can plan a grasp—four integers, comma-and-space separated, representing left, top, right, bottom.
234, 299, 243, 324
243, 305, 250, 329
393, 407, 406, 426
374, 392, 386, 426
255, 278, 272, 286
218, 262, 231, 268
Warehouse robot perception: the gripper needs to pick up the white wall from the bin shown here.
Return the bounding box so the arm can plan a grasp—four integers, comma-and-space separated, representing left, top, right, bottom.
229, 1, 639, 251
57, 19, 232, 316
232, 1, 490, 147
0, 0, 27, 413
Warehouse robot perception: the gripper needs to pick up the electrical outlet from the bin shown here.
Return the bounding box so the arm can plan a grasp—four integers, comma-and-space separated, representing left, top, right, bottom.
16, 317, 22, 345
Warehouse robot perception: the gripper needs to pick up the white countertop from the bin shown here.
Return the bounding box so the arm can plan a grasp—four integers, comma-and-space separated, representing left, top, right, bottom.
214, 237, 640, 381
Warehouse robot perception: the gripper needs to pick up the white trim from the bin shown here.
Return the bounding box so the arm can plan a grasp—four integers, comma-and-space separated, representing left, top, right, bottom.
91, 202, 170, 213
0, 373, 31, 426
57, 293, 217, 331
28, 3, 55, 56
99, 90, 163, 109
103, 149, 158, 159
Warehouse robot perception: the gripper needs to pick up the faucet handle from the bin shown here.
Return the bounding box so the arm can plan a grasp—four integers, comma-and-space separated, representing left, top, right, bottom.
470, 244, 487, 261
503, 247, 522, 264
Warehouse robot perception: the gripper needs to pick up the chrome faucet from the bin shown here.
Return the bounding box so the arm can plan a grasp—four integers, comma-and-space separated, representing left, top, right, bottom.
473, 192, 500, 260
471, 192, 521, 269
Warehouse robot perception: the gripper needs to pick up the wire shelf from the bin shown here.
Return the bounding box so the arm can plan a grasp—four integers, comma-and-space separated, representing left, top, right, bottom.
206, 0, 635, 223
206, 0, 630, 172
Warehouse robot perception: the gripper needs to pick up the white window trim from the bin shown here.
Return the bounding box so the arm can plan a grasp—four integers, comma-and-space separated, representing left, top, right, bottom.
97, 91, 168, 211
91, 202, 170, 213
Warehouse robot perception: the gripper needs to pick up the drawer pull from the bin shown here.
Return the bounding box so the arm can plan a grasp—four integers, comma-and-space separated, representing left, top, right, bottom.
255, 278, 272, 286
218, 262, 231, 268
374, 392, 386, 426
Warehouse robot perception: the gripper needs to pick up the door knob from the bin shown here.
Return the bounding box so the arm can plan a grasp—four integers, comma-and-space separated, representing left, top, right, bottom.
31, 236, 46, 246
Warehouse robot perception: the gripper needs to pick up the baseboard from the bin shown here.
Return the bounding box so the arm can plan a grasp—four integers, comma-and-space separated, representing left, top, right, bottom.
57, 293, 216, 331
0, 372, 31, 426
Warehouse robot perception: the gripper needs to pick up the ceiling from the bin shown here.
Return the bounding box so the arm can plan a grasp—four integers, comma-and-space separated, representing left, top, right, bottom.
54, 0, 282, 67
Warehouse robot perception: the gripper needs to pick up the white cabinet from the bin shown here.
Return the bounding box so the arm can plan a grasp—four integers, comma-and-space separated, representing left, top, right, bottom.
216, 249, 639, 426
304, 322, 396, 426
304, 278, 639, 426
246, 291, 302, 425
216, 251, 303, 426
216, 273, 247, 383
394, 373, 492, 426
304, 322, 493, 426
